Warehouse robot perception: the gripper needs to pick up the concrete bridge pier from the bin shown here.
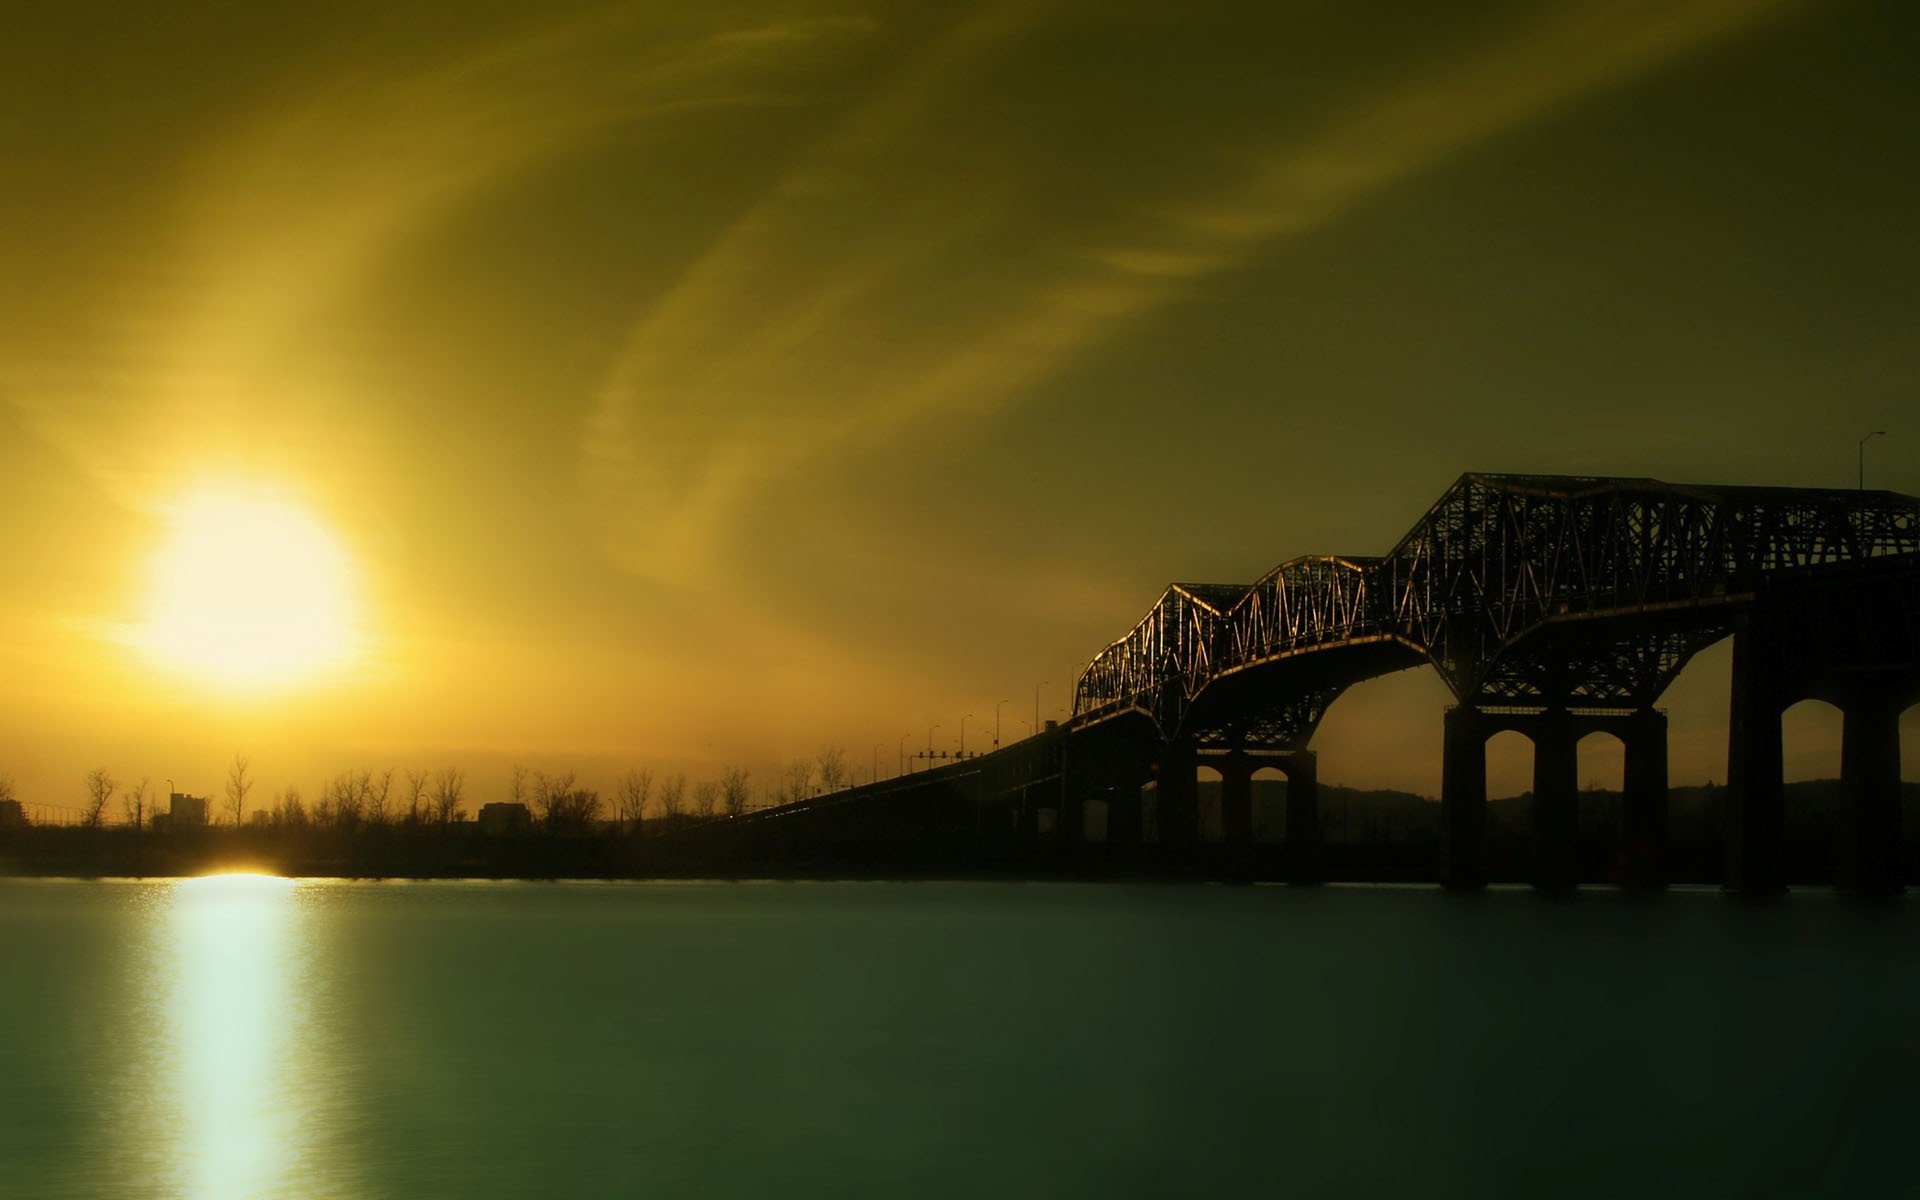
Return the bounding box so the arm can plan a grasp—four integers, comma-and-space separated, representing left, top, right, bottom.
1019, 788, 1044, 843
1219, 750, 1254, 845
1440, 707, 1488, 890
1157, 740, 1199, 847
1724, 626, 1787, 896
1284, 750, 1321, 883
981, 798, 1021, 846
1838, 687, 1906, 896
1620, 709, 1670, 889
1107, 785, 1144, 845
1057, 782, 1086, 846
1531, 709, 1580, 892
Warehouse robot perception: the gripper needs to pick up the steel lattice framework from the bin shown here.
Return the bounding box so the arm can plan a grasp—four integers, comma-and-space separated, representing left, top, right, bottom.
1072, 474, 1920, 738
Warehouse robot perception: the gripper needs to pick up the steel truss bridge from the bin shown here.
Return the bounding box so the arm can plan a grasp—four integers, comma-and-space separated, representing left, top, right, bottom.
709, 475, 1920, 894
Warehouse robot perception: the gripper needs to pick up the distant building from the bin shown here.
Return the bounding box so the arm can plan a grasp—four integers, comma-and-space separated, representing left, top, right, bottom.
477, 802, 532, 836
168, 792, 209, 827
0, 799, 24, 829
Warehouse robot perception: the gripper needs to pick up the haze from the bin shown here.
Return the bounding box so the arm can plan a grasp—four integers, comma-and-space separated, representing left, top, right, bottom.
3, 0, 1916, 807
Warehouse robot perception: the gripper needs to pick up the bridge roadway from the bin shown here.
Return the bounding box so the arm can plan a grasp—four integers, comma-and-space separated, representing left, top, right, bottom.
711, 475, 1920, 894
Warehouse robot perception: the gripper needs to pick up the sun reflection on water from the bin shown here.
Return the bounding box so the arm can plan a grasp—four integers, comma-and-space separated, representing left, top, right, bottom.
159, 873, 316, 1199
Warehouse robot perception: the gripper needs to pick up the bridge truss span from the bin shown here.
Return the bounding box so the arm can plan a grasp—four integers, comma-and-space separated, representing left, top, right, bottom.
721, 471, 1918, 894
1073, 473, 1920, 735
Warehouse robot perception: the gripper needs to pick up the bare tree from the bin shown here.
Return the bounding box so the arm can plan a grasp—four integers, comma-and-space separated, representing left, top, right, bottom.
816, 746, 849, 793
509, 764, 531, 808
532, 770, 599, 834
432, 767, 465, 826
364, 768, 394, 828
83, 768, 116, 828
273, 786, 308, 828
722, 766, 751, 816
121, 776, 150, 831
615, 767, 652, 834
784, 758, 815, 805
323, 772, 363, 831
223, 754, 253, 826
658, 772, 686, 819
691, 780, 718, 818
403, 770, 429, 826
0, 776, 14, 805
532, 770, 573, 826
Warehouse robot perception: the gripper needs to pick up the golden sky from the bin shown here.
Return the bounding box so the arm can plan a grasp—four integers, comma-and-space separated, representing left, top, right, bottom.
2, 0, 1915, 808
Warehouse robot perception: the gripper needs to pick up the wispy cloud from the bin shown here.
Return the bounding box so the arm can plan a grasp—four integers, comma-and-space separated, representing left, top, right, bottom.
584, 0, 1810, 585
3, 4, 880, 511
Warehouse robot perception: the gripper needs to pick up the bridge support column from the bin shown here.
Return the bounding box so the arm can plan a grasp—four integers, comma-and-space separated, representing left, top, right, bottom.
1220, 751, 1254, 845
1285, 750, 1321, 883
1157, 741, 1198, 848
1107, 785, 1143, 846
1725, 626, 1787, 895
1839, 689, 1905, 896
1620, 710, 1669, 889
1019, 788, 1042, 843
1532, 710, 1579, 892
1058, 780, 1085, 845
1440, 707, 1488, 890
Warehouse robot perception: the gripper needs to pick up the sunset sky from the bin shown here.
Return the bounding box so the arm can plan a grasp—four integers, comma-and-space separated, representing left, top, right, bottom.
3, 0, 1916, 810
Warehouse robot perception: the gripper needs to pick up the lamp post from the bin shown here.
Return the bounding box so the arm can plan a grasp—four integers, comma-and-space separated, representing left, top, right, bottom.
1035, 682, 1047, 734
1859, 430, 1888, 490
960, 714, 974, 758
898, 734, 911, 777
927, 724, 940, 766
995, 699, 1008, 748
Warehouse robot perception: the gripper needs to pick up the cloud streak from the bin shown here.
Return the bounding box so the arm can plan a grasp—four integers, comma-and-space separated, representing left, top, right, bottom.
3, 4, 882, 512
584, 0, 1810, 586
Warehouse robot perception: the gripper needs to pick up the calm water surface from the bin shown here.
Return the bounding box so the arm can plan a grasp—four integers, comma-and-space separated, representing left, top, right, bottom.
1, 879, 1914, 1198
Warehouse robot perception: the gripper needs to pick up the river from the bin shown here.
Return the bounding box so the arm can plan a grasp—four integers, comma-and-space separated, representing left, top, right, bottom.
1, 879, 1912, 1197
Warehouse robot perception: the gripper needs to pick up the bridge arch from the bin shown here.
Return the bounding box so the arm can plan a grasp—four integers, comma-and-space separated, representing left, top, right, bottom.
1250, 764, 1286, 842
1195, 762, 1224, 842
1781, 698, 1843, 787
1483, 729, 1534, 881
1779, 698, 1844, 881
1575, 729, 1626, 881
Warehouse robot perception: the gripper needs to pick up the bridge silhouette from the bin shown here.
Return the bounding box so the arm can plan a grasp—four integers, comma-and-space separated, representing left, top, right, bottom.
712, 474, 1920, 894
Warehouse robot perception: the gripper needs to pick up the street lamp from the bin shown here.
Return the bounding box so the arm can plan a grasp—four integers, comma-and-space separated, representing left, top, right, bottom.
960, 713, 974, 758
1035, 681, 1047, 734
1859, 430, 1888, 490
898, 734, 911, 777
927, 724, 941, 766
995, 699, 1008, 748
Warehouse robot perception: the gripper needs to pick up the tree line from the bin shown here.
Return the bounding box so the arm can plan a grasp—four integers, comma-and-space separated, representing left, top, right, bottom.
18, 745, 866, 836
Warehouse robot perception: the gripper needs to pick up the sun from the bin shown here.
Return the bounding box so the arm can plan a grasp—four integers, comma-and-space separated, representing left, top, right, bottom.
135, 483, 361, 691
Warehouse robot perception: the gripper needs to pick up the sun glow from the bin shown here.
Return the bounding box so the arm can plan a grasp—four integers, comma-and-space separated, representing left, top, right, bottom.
136, 484, 361, 691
